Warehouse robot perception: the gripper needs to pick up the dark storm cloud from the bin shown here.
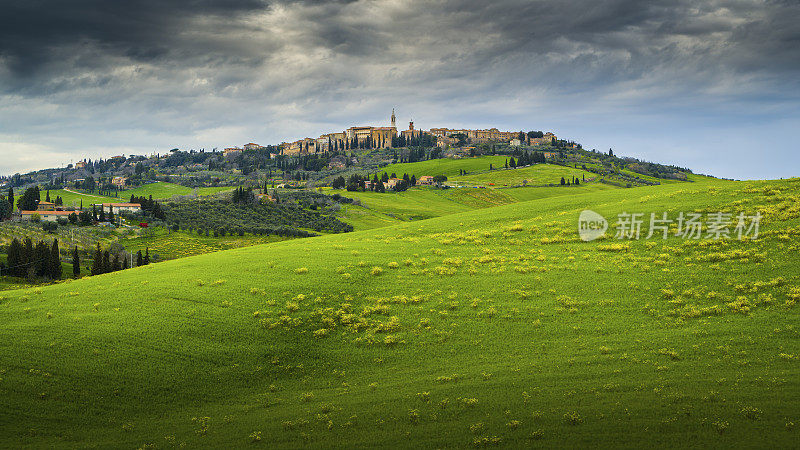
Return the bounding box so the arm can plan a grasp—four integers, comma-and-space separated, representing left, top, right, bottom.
2, 0, 799, 96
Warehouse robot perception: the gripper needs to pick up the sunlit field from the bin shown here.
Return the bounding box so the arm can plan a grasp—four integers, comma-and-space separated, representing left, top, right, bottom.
1, 176, 798, 448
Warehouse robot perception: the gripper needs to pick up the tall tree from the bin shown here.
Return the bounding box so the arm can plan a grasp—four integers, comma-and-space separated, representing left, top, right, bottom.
23, 238, 34, 278
91, 243, 103, 275
16, 187, 40, 211
35, 240, 49, 277
143, 248, 150, 265
136, 250, 143, 267
6, 238, 21, 277
50, 239, 61, 280
72, 246, 80, 278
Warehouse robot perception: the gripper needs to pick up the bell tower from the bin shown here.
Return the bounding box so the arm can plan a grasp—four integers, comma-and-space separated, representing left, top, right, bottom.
391, 108, 396, 128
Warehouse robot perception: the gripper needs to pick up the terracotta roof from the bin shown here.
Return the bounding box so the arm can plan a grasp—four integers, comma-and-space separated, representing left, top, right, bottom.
101, 203, 141, 207
21, 210, 73, 215
38, 201, 55, 205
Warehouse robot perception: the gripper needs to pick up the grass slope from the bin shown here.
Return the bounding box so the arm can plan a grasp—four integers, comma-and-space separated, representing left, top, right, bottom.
123, 182, 233, 199
450, 164, 596, 187
378, 156, 509, 178
1, 177, 799, 448
14, 182, 233, 209
330, 186, 515, 223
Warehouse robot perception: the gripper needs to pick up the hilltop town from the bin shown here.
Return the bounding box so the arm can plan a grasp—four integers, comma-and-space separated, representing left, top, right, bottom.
271, 110, 558, 155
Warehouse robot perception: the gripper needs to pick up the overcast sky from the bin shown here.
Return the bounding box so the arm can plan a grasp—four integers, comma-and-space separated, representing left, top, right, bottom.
1, 0, 798, 179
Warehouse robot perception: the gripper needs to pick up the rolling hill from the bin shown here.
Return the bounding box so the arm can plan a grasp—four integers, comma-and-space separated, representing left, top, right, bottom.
0, 176, 798, 448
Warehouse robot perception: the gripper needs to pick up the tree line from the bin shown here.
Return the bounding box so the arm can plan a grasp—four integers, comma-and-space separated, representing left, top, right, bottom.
90, 244, 150, 275
4, 238, 63, 280
128, 195, 166, 220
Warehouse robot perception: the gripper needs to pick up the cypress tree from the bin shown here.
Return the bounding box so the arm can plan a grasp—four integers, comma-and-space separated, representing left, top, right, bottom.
35, 240, 49, 277
23, 238, 34, 277
50, 239, 61, 280
7, 238, 21, 277
143, 248, 150, 265
72, 246, 80, 278
136, 250, 143, 267
7, 187, 13, 209
122, 255, 129, 270
102, 251, 111, 273
91, 243, 103, 275
46, 190, 51, 203
112, 253, 121, 272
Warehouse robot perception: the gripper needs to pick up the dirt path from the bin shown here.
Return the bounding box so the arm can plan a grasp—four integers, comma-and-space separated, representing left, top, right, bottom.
62, 188, 109, 199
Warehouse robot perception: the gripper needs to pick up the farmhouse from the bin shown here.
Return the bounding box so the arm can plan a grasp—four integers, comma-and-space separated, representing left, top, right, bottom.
112, 176, 128, 188
19, 210, 73, 222
223, 148, 242, 156
243, 143, 261, 150
418, 176, 435, 185
96, 203, 142, 214
37, 201, 56, 211
328, 155, 349, 169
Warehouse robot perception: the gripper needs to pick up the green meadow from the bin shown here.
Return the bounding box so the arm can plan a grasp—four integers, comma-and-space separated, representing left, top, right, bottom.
378, 155, 509, 178
1, 176, 798, 448
330, 186, 516, 223
450, 163, 596, 187
18, 182, 234, 209
123, 181, 233, 199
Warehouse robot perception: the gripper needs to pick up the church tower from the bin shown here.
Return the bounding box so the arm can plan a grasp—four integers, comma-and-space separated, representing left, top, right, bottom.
391, 108, 396, 128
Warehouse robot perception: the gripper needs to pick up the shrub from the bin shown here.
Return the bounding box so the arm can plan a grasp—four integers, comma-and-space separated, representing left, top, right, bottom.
370, 267, 383, 276
563, 411, 583, 425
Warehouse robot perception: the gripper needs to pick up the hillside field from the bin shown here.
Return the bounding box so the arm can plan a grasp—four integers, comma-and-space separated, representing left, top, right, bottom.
12, 182, 234, 209
329, 186, 516, 223
378, 155, 509, 178
1, 176, 798, 448
123, 182, 233, 199
450, 164, 597, 187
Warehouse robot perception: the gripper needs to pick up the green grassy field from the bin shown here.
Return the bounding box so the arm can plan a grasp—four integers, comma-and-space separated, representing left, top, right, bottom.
378, 155, 509, 178
36, 189, 117, 208
330, 186, 516, 223
450, 164, 597, 187
1, 176, 798, 448
118, 228, 292, 260
123, 181, 233, 199
13, 182, 233, 209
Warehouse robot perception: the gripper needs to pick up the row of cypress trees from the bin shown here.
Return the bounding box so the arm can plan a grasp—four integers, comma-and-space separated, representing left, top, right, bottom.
89, 244, 150, 276
4, 238, 151, 279
5, 238, 63, 280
